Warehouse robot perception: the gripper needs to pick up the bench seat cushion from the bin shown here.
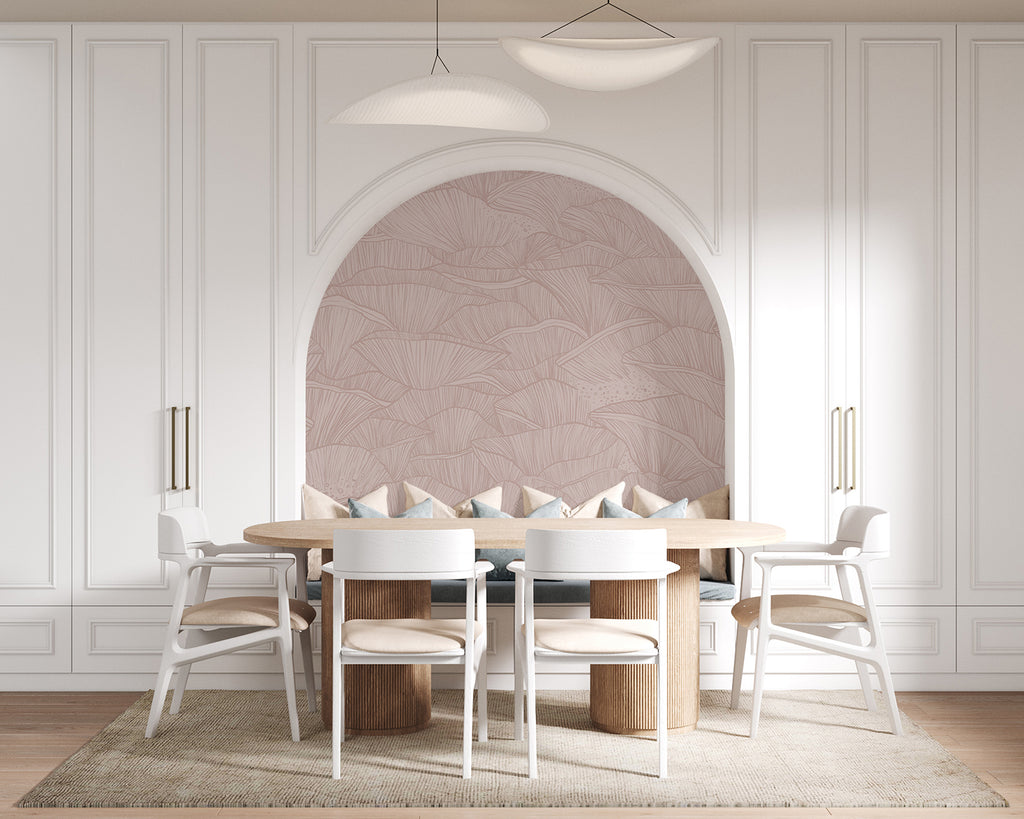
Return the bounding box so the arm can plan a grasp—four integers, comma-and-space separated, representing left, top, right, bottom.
306, 579, 736, 604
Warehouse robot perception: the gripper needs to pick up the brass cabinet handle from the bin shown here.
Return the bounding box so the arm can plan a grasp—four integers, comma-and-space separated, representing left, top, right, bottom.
831, 406, 842, 492
184, 406, 192, 491
170, 406, 178, 491
846, 406, 857, 491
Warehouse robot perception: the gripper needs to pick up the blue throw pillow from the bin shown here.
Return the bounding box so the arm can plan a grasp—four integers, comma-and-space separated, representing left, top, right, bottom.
526, 497, 564, 518
470, 499, 512, 518
348, 497, 433, 518
601, 497, 688, 519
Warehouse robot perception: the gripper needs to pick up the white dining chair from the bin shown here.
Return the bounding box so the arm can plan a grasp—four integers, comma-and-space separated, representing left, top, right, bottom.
323, 528, 491, 779
146, 508, 317, 741
729, 505, 902, 737
509, 528, 678, 779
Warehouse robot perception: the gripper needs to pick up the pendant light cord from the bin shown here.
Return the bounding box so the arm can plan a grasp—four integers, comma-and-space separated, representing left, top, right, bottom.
430, 0, 451, 74
542, 0, 673, 39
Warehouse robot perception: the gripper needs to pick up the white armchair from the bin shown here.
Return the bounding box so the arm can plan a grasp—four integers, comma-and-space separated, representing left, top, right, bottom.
730, 505, 901, 738
145, 508, 317, 742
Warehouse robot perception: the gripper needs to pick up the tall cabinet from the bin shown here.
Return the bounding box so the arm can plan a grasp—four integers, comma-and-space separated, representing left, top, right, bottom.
68, 24, 292, 676
741, 24, 958, 676
0, 25, 71, 672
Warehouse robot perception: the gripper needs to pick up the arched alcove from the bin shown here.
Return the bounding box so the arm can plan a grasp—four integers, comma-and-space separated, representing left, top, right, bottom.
305, 170, 725, 514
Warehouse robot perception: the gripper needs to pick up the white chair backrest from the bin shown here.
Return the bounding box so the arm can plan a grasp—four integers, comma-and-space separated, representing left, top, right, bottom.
332, 529, 476, 577
524, 528, 668, 578
834, 506, 890, 557
158, 507, 212, 559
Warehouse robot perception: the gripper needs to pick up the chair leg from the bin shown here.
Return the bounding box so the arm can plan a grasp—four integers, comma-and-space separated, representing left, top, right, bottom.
750, 625, 771, 739
657, 655, 668, 778
299, 628, 317, 713
730, 622, 748, 709
145, 663, 175, 738
477, 640, 488, 743
873, 653, 903, 736
332, 657, 344, 780
169, 664, 192, 714
513, 626, 524, 742
279, 635, 300, 742
462, 650, 474, 779
525, 645, 538, 779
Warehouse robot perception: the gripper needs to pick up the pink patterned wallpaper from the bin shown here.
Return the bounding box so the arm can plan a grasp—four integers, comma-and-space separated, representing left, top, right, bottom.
306, 171, 724, 515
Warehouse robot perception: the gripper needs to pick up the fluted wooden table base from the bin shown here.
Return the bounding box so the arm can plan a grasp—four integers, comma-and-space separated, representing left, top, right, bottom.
320, 552, 431, 735
589, 549, 700, 734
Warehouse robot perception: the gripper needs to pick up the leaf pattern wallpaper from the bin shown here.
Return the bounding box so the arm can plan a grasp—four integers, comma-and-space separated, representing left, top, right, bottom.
306, 171, 725, 514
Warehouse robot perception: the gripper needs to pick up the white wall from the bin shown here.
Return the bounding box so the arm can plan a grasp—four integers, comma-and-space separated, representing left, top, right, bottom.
0, 20, 1021, 691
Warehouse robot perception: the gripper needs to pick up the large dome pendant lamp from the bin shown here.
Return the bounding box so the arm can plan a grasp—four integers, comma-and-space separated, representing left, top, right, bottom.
330, 0, 549, 132
500, 1, 718, 92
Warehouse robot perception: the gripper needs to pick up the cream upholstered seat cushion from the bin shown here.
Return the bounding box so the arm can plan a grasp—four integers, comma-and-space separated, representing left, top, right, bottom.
528, 618, 659, 654
731, 593, 868, 629
342, 618, 484, 654
181, 596, 317, 631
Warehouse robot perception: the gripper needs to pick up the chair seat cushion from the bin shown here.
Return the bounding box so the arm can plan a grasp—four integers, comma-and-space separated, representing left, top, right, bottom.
731, 594, 867, 628
530, 618, 658, 654
181, 596, 316, 631
342, 618, 483, 654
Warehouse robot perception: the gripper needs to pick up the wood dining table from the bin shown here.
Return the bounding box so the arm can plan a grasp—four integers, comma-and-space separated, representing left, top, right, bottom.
242, 517, 785, 736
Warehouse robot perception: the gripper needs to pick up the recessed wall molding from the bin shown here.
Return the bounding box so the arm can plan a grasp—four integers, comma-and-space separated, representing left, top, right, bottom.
0, 620, 55, 655
82, 36, 173, 593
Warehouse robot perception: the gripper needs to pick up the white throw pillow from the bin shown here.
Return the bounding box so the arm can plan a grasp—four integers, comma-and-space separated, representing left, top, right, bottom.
632, 484, 731, 582
403, 482, 503, 519
301, 484, 388, 580
521, 483, 625, 519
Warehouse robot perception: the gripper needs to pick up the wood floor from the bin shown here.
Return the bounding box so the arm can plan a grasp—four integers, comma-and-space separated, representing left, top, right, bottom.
1, 691, 1021, 818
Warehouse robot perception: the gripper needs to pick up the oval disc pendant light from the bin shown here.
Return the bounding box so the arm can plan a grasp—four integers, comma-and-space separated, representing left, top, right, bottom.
331, 0, 549, 132
500, 36, 718, 92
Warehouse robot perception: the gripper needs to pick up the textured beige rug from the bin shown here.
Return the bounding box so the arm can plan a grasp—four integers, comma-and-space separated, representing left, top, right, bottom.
19, 689, 1007, 809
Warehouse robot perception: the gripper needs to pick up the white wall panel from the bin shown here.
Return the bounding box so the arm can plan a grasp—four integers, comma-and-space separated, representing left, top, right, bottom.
73, 25, 183, 605
740, 27, 846, 578
957, 607, 1024, 673
847, 27, 956, 605
183, 26, 291, 585
0, 607, 71, 673
958, 27, 1024, 607
0, 26, 70, 606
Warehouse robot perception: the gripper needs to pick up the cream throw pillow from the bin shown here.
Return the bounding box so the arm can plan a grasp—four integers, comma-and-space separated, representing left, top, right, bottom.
521, 483, 625, 519
300, 484, 388, 580
632, 484, 731, 582
403, 482, 503, 519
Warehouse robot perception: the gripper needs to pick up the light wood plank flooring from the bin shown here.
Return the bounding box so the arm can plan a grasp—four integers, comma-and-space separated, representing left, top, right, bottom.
1, 691, 1021, 818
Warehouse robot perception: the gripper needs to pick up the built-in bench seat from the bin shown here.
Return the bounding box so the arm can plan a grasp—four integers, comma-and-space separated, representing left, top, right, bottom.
305, 579, 735, 604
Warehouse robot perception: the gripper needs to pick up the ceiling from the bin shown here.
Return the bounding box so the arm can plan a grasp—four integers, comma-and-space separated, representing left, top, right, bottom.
2, 0, 1022, 23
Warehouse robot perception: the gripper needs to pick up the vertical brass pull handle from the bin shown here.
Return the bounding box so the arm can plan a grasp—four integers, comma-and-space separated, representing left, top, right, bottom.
184, 406, 191, 490
831, 406, 842, 491
846, 406, 857, 491
170, 406, 178, 491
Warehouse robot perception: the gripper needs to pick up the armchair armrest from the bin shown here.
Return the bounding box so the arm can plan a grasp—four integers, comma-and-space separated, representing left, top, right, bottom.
187, 555, 295, 573
199, 542, 283, 557
753, 553, 863, 568
474, 560, 495, 576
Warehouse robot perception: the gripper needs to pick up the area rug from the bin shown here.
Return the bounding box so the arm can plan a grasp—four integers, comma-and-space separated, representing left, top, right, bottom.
19, 689, 1007, 809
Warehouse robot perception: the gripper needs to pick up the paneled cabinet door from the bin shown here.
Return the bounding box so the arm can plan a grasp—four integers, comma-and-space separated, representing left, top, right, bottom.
846, 26, 956, 607
181, 25, 292, 596
0, 25, 71, 608
956, 26, 1024, 610
739, 26, 847, 595
72, 25, 185, 607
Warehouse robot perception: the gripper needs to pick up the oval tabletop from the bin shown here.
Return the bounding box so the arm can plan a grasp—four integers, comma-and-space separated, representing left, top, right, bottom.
243, 517, 787, 550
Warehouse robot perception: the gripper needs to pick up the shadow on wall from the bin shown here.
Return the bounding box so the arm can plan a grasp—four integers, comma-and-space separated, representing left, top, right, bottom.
305, 170, 724, 514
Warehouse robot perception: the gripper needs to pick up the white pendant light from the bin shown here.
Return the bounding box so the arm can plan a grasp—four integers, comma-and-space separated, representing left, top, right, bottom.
500, 36, 718, 92
331, 0, 549, 132
330, 73, 549, 131
500, 1, 717, 92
